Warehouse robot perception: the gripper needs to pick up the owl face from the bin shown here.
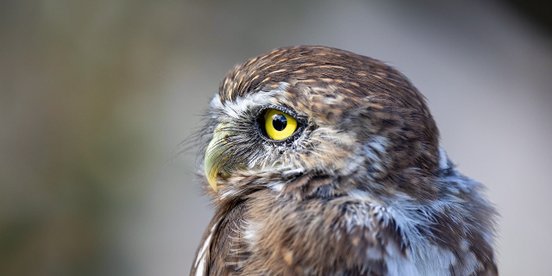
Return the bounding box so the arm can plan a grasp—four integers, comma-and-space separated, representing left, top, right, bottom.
204, 84, 356, 192
202, 46, 440, 200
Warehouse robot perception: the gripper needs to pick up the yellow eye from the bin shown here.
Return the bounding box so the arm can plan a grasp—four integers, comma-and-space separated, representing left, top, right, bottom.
264, 109, 298, 141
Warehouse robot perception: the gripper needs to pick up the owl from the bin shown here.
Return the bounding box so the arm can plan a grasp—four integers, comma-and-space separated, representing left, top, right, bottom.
191, 46, 497, 275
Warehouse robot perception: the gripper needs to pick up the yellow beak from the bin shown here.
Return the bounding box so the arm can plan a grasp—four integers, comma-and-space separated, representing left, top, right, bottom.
204, 124, 230, 192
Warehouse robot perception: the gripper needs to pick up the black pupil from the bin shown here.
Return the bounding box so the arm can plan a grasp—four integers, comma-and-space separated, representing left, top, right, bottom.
272, 114, 287, 131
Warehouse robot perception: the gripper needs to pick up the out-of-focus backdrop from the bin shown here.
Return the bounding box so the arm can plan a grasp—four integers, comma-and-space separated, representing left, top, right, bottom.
1, 1, 551, 275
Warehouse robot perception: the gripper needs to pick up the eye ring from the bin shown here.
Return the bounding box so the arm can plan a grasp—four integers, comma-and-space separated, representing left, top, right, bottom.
258, 108, 300, 141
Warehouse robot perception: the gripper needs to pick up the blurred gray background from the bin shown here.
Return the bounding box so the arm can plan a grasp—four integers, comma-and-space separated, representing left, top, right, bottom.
1, 1, 551, 275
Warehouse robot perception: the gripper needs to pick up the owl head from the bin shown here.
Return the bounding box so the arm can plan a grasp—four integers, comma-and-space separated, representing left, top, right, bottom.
201, 46, 440, 201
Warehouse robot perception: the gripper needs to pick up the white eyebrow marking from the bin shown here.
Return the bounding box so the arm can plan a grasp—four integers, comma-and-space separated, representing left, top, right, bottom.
210, 82, 290, 119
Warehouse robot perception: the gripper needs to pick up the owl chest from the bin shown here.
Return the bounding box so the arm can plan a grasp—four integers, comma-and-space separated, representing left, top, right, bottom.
216, 197, 464, 275
224, 198, 388, 275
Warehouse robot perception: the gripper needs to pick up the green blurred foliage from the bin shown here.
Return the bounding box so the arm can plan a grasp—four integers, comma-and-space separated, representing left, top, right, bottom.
0, 1, 174, 275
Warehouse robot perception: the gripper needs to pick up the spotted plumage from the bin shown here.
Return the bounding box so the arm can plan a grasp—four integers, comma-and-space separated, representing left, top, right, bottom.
191, 46, 497, 276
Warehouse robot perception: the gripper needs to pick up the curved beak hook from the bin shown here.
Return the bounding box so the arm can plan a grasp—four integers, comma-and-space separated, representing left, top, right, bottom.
204, 124, 230, 192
